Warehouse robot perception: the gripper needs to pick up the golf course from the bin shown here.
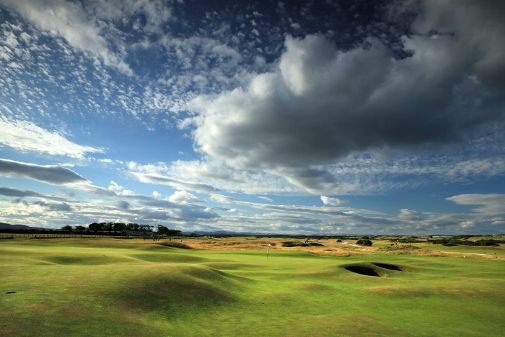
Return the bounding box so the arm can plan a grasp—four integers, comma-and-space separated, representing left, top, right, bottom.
1, 237, 504, 337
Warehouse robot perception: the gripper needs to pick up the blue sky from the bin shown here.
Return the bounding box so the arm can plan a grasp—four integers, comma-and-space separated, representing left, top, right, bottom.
1, 0, 505, 234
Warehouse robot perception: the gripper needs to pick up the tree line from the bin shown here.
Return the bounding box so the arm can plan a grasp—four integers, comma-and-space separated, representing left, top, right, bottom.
61, 223, 181, 236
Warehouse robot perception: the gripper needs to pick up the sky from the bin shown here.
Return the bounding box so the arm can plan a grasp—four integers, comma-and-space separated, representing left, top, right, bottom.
1, 0, 505, 235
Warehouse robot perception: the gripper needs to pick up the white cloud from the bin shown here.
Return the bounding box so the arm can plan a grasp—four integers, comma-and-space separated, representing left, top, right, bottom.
0, 118, 103, 159
131, 172, 219, 193
127, 142, 505, 195
168, 190, 203, 204
210, 193, 234, 204
107, 181, 135, 196
130, 159, 298, 194
447, 194, 505, 215
320, 196, 343, 206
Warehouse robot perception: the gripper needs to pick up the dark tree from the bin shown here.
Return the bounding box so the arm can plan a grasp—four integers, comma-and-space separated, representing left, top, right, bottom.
157, 225, 170, 235
88, 222, 103, 231
61, 225, 72, 231
167, 229, 182, 240
103, 222, 113, 231
139, 224, 152, 232
74, 225, 86, 231
168, 229, 182, 236
112, 223, 126, 232
126, 223, 140, 231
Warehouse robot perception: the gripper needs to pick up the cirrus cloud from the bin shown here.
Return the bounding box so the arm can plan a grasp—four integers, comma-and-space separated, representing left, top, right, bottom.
0, 118, 103, 159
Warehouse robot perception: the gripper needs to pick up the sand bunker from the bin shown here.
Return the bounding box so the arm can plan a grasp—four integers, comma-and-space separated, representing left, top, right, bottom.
344, 265, 380, 277
344, 262, 403, 276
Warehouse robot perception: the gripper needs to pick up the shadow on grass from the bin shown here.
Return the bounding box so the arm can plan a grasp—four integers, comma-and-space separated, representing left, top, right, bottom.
43, 255, 132, 265
130, 253, 207, 263
105, 266, 241, 315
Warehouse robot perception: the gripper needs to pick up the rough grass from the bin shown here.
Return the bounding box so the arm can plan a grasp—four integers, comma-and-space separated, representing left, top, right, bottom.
1, 238, 505, 337
159, 240, 193, 249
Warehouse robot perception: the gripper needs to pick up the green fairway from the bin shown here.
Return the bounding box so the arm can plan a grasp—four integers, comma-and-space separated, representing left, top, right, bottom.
1, 239, 505, 337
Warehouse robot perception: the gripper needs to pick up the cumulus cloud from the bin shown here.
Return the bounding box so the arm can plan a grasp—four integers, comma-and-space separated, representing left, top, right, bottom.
107, 181, 135, 196
0, 158, 88, 185
0, 0, 133, 74
0, 118, 103, 159
185, 1, 505, 193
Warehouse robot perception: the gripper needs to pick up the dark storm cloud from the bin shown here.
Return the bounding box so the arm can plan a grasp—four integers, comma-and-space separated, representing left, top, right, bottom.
0, 158, 88, 185
188, 1, 505, 191
43, 201, 73, 212
117, 200, 130, 210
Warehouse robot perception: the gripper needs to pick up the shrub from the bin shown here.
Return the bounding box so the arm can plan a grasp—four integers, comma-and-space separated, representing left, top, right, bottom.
281, 241, 324, 247
356, 239, 373, 246
159, 241, 192, 249
381, 244, 420, 251
431, 238, 503, 246
475, 239, 502, 246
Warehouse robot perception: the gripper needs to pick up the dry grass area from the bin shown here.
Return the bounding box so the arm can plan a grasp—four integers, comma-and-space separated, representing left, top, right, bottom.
168, 236, 505, 259
4, 234, 503, 259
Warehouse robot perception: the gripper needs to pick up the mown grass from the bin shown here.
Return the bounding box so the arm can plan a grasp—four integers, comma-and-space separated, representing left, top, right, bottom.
1, 238, 505, 336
